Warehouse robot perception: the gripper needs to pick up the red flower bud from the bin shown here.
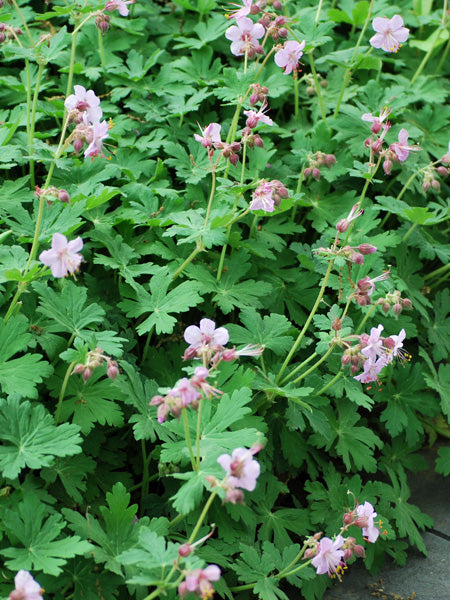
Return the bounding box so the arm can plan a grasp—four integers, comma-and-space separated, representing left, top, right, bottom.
178, 543, 192, 557
358, 243, 377, 255
312, 167, 321, 180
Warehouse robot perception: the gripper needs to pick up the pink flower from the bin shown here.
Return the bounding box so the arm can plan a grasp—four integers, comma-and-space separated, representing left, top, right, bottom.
184, 318, 229, 352
336, 203, 364, 232
194, 123, 222, 148
9, 571, 43, 600
65, 85, 102, 124
178, 565, 221, 600
384, 328, 407, 364
39, 233, 83, 278
227, 0, 254, 20
217, 447, 261, 491
389, 128, 418, 162
104, 0, 135, 16
369, 15, 409, 53
249, 179, 275, 212
355, 501, 380, 543
243, 104, 273, 128
354, 356, 387, 384
311, 535, 345, 576
225, 16, 265, 57
84, 120, 109, 157
361, 324, 384, 361
170, 378, 201, 408
274, 40, 305, 75
361, 107, 391, 134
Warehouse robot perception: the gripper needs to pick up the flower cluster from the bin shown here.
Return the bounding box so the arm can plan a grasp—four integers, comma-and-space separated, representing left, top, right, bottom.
369, 15, 409, 53
194, 123, 242, 165
316, 243, 377, 266
0, 22, 23, 44
34, 185, 70, 204
274, 40, 305, 75
341, 325, 409, 384
208, 444, 262, 504
303, 151, 337, 181
307, 501, 381, 579
39, 233, 83, 278
72, 347, 119, 383
362, 109, 419, 175
183, 318, 263, 364
65, 85, 109, 158
8, 570, 43, 600
421, 143, 450, 192
249, 179, 289, 212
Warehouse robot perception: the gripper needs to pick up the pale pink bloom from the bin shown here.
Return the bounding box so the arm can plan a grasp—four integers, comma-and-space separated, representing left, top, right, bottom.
39, 233, 83, 278
178, 566, 221, 599
104, 0, 135, 16
65, 85, 102, 123
361, 325, 384, 361
354, 356, 387, 384
355, 501, 380, 543
243, 104, 273, 128
170, 378, 201, 408
249, 179, 275, 212
217, 447, 261, 491
9, 571, 43, 600
225, 16, 264, 57
356, 271, 390, 296
361, 107, 391, 134
84, 120, 109, 157
184, 318, 229, 351
369, 15, 409, 53
311, 535, 345, 576
389, 128, 418, 162
191, 367, 223, 398
384, 328, 406, 364
194, 123, 222, 148
227, 0, 254, 20
274, 40, 305, 75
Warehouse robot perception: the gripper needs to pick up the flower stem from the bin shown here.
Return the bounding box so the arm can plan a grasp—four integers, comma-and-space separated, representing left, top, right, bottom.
410, 27, 445, 85
314, 0, 324, 26
294, 76, 299, 121
333, 0, 375, 117
11, 0, 37, 52
195, 396, 204, 470
187, 490, 217, 544
315, 370, 343, 396
308, 50, 329, 129
66, 31, 78, 98
172, 239, 204, 281
401, 222, 418, 243
280, 352, 318, 386
290, 343, 336, 386
55, 361, 76, 425
423, 261, 450, 281
28, 61, 45, 188
276, 259, 334, 384
182, 408, 196, 471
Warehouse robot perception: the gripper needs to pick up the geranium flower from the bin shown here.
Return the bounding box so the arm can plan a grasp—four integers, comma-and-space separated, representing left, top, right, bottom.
227, 0, 254, 20
65, 85, 102, 123
249, 179, 275, 212
9, 570, 43, 600
184, 318, 229, 352
39, 233, 83, 278
311, 535, 345, 576
355, 501, 380, 543
243, 104, 273, 128
354, 356, 386, 384
225, 16, 264, 57
178, 565, 221, 599
361, 324, 384, 361
84, 120, 109, 157
194, 123, 222, 148
361, 107, 391, 134
369, 15, 409, 53
217, 447, 261, 491
389, 128, 418, 162
104, 0, 135, 16
274, 40, 305, 75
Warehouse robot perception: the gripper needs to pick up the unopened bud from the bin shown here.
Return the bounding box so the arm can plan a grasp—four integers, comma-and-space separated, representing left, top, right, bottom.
306, 86, 315, 95
343, 548, 353, 561
73, 138, 84, 153
222, 348, 237, 362
249, 93, 258, 106
0, 32, 5, 43
58, 189, 70, 203
312, 167, 321, 180
371, 121, 382, 134
350, 364, 359, 375
422, 180, 431, 192
150, 395, 164, 407
336, 219, 349, 233
441, 152, 450, 165
320, 79, 328, 88
431, 179, 440, 190
72, 363, 85, 375
178, 543, 192, 557
358, 243, 377, 255
95, 13, 110, 34
107, 365, 119, 380
303, 167, 312, 178
381, 302, 391, 314
229, 153, 239, 166
343, 511, 355, 524
436, 166, 449, 177
383, 158, 393, 175
279, 27, 288, 38
354, 544, 365, 557
401, 297, 412, 310
82, 368, 93, 382
392, 302, 402, 316
331, 318, 342, 331
325, 154, 336, 167
304, 547, 317, 559
351, 252, 364, 265
254, 135, 264, 148
250, 3, 261, 14
341, 353, 351, 367
272, 0, 282, 9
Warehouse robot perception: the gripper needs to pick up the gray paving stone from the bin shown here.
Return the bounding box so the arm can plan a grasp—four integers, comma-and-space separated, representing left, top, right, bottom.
325, 532, 450, 600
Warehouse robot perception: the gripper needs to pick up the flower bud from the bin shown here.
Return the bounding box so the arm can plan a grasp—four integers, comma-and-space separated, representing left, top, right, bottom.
381, 302, 390, 314
358, 243, 377, 255
0, 31, 5, 44
254, 135, 264, 148
303, 167, 312, 178
371, 121, 382, 134
320, 79, 328, 88
431, 179, 440, 190
178, 543, 192, 557
436, 166, 449, 177
343, 511, 355, 524
383, 158, 393, 175
422, 180, 431, 192
336, 218, 349, 233
312, 167, 321, 180
441, 152, 450, 165
150, 395, 164, 407
107, 364, 119, 380
331, 318, 342, 331
229, 152, 239, 166
72, 363, 85, 375
272, 0, 282, 9
306, 86, 315, 95
249, 93, 258, 106
325, 154, 336, 167
279, 27, 288, 38
341, 353, 351, 367
392, 302, 402, 316
82, 367, 93, 382
343, 548, 353, 561
95, 13, 110, 34
304, 547, 317, 559
354, 544, 365, 557
350, 364, 359, 375
73, 138, 84, 153
350, 252, 364, 265
401, 297, 412, 310
383, 337, 395, 350
58, 189, 70, 203
371, 139, 383, 154
222, 348, 237, 362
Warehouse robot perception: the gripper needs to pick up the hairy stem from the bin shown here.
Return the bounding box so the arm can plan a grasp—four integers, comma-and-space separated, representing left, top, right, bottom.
55, 361, 76, 425
182, 408, 196, 471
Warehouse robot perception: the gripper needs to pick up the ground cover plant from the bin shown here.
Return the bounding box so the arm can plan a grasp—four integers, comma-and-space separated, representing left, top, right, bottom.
0, 0, 449, 598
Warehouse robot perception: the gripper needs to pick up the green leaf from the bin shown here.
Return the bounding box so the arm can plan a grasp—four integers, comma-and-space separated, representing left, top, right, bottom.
1, 495, 92, 575
41, 454, 96, 504
119, 266, 203, 335
0, 395, 82, 479
227, 309, 294, 355
0, 315, 52, 399
425, 289, 450, 361
436, 446, 450, 476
